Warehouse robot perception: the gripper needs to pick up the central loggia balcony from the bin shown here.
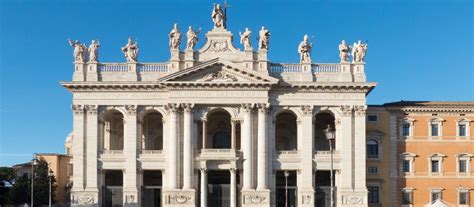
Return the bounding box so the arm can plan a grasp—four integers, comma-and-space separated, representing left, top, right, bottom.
197, 148, 239, 161
313, 150, 342, 170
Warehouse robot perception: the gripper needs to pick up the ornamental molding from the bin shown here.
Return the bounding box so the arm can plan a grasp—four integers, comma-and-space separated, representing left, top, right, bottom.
386, 106, 474, 113
182, 103, 195, 112
203, 40, 231, 53
300, 105, 313, 116
354, 105, 367, 116
257, 103, 270, 113
165, 194, 193, 204
125, 105, 137, 115
343, 195, 363, 204
125, 194, 136, 204
71, 194, 95, 205
241, 103, 255, 113
198, 71, 238, 82
340, 105, 352, 116
165, 103, 180, 113
85, 105, 98, 115
243, 194, 267, 204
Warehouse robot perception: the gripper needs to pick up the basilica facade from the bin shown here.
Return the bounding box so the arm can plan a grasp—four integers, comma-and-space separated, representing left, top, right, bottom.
62, 4, 374, 207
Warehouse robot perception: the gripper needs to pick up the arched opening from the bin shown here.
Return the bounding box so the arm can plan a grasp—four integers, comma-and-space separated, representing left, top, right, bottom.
206, 110, 232, 149
314, 112, 335, 151
103, 110, 124, 151
367, 139, 379, 158
275, 111, 298, 151
141, 111, 164, 150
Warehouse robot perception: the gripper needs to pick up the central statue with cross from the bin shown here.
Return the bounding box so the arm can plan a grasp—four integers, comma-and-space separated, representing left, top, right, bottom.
211, 1, 230, 29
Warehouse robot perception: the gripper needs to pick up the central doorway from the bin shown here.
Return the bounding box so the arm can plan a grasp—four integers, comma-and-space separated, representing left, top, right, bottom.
102, 170, 123, 207
207, 170, 231, 207
141, 170, 162, 207
315, 170, 335, 207
276, 171, 297, 207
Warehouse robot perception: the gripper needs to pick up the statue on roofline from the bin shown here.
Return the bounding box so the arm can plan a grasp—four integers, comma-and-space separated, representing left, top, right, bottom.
298, 35, 313, 63
186, 26, 201, 50
169, 23, 181, 50
212, 3, 226, 29
68, 39, 86, 62
88, 39, 100, 62
338, 40, 350, 63
352, 40, 368, 63
239, 27, 252, 50
258, 26, 270, 50
121, 37, 139, 62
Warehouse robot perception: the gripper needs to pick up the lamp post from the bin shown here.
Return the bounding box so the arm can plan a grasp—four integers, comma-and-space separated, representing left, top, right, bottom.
48, 169, 53, 207
324, 124, 335, 207
284, 170, 289, 207
30, 157, 38, 207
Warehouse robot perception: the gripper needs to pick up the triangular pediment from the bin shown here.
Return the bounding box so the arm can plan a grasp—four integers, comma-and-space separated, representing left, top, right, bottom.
159, 58, 278, 85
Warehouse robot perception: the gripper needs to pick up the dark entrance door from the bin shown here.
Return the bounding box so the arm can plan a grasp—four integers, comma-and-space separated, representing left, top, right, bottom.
275, 171, 297, 207
142, 170, 162, 207
315, 170, 335, 207
103, 171, 123, 207
207, 171, 231, 207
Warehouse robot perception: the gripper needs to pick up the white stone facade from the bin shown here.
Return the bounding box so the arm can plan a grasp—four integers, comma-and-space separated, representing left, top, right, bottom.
62, 8, 375, 207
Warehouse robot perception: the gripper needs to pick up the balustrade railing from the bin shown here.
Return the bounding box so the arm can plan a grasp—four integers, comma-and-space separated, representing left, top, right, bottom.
141, 150, 163, 154
312, 64, 341, 73
98, 63, 128, 72
138, 63, 168, 73
269, 63, 303, 73
101, 150, 123, 154
276, 150, 299, 155
200, 149, 234, 153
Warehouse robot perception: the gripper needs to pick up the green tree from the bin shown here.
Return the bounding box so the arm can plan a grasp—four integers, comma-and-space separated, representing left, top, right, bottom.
32, 158, 57, 206
0, 167, 15, 205
8, 173, 29, 205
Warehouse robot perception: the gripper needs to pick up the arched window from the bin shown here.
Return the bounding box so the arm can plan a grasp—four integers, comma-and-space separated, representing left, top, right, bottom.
141, 111, 163, 150
314, 113, 335, 151
275, 112, 297, 151
213, 131, 231, 148
102, 109, 124, 152
367, 139, 379, 158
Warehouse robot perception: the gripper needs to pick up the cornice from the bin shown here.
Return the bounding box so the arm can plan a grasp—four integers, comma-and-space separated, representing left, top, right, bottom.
386, 106, 474, 113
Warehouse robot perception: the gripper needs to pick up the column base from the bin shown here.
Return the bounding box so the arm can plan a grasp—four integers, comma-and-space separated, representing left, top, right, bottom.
123, 190, 139, 207
241, 189, 270, 207
339, 189, 368, 207
71, 191, 99, 207
298, 188, 315, 207
163, 189, 196, 207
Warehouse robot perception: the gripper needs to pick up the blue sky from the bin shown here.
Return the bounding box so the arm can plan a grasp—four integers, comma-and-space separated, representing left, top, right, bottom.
0, 0, 472, 166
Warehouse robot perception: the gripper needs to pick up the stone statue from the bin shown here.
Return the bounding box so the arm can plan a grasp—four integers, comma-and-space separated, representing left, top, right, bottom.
258, 26, 270, 50
212, 4, 226, 29
121, 37, 139, 62
68, 39, 86, 62
352, 40, 368, 63
338, 40, 350, 63
186, 26, 201, 50
169, 23, 181, 50
298, 35, 313, 63
239, 27, 252, 50
88, 40, 100, 62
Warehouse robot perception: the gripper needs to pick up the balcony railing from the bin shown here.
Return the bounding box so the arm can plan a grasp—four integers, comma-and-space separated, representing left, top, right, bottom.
98, 63, 128, 72
101, 150, 123, 154
141, 150, 163, 154
312, 64, 341, 73
137, 63, 168, 73
270, 63, 341, 73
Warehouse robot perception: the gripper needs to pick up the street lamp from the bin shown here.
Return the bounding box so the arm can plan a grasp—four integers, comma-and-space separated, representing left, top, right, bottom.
48, 169, 53, 207
284, 170, 290, 207
31, 157, 38, 207
324, 124, 335, 207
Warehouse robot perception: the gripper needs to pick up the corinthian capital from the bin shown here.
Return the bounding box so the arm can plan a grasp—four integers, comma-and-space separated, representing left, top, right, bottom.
165, 103, 180, 113
257, 103, 270, 114
340, 105, 353, 116
72, 105, 84, 115
182, 103, 195, 113
354, 105, 367, 116
125, 105, 137, 115
240, 103, 255, 113
85, 105, 98, 115
300, 105, 313, 116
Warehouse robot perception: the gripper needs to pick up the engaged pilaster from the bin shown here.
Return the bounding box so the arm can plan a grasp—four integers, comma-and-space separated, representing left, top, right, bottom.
85, 105, 99, 193
166, 103, 180, 189
71, 105, 85, 192
241, 103, 254, 190
298, 105, 315, 207
182, 103, 195, 190
124, 105, 138, 206
257, 103, 269, 190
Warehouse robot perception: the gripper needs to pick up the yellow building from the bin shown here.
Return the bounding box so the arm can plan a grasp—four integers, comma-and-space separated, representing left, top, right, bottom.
384, 101, 474, 207
36, 153, 73, 205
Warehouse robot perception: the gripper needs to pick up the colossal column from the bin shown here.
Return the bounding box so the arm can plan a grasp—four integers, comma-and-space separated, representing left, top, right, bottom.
182, 103, 194, 189
71, 105, 85, 192
241, 103, 254, 189
167, 103, 180, 189
124, 105, 138, 205
257, 103, 269, 190
85, 105, 99, 194
353, 105, 368, 204
338, 105, 355, 206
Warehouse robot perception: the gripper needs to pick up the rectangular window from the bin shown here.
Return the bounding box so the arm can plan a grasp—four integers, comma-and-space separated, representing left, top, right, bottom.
368, 167, 378, 174
431, 192, 441, 202
402, 123, 410, 136
460, 192, 469, 205
431, 160, 439, 172
368, 186, 380, 203
459, 160, 467, 173
431, 124, 439, 136
402, 191, 412, 204
402, 160, 411, 173
368, 115, 378, 122
459, 124, 467, 137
